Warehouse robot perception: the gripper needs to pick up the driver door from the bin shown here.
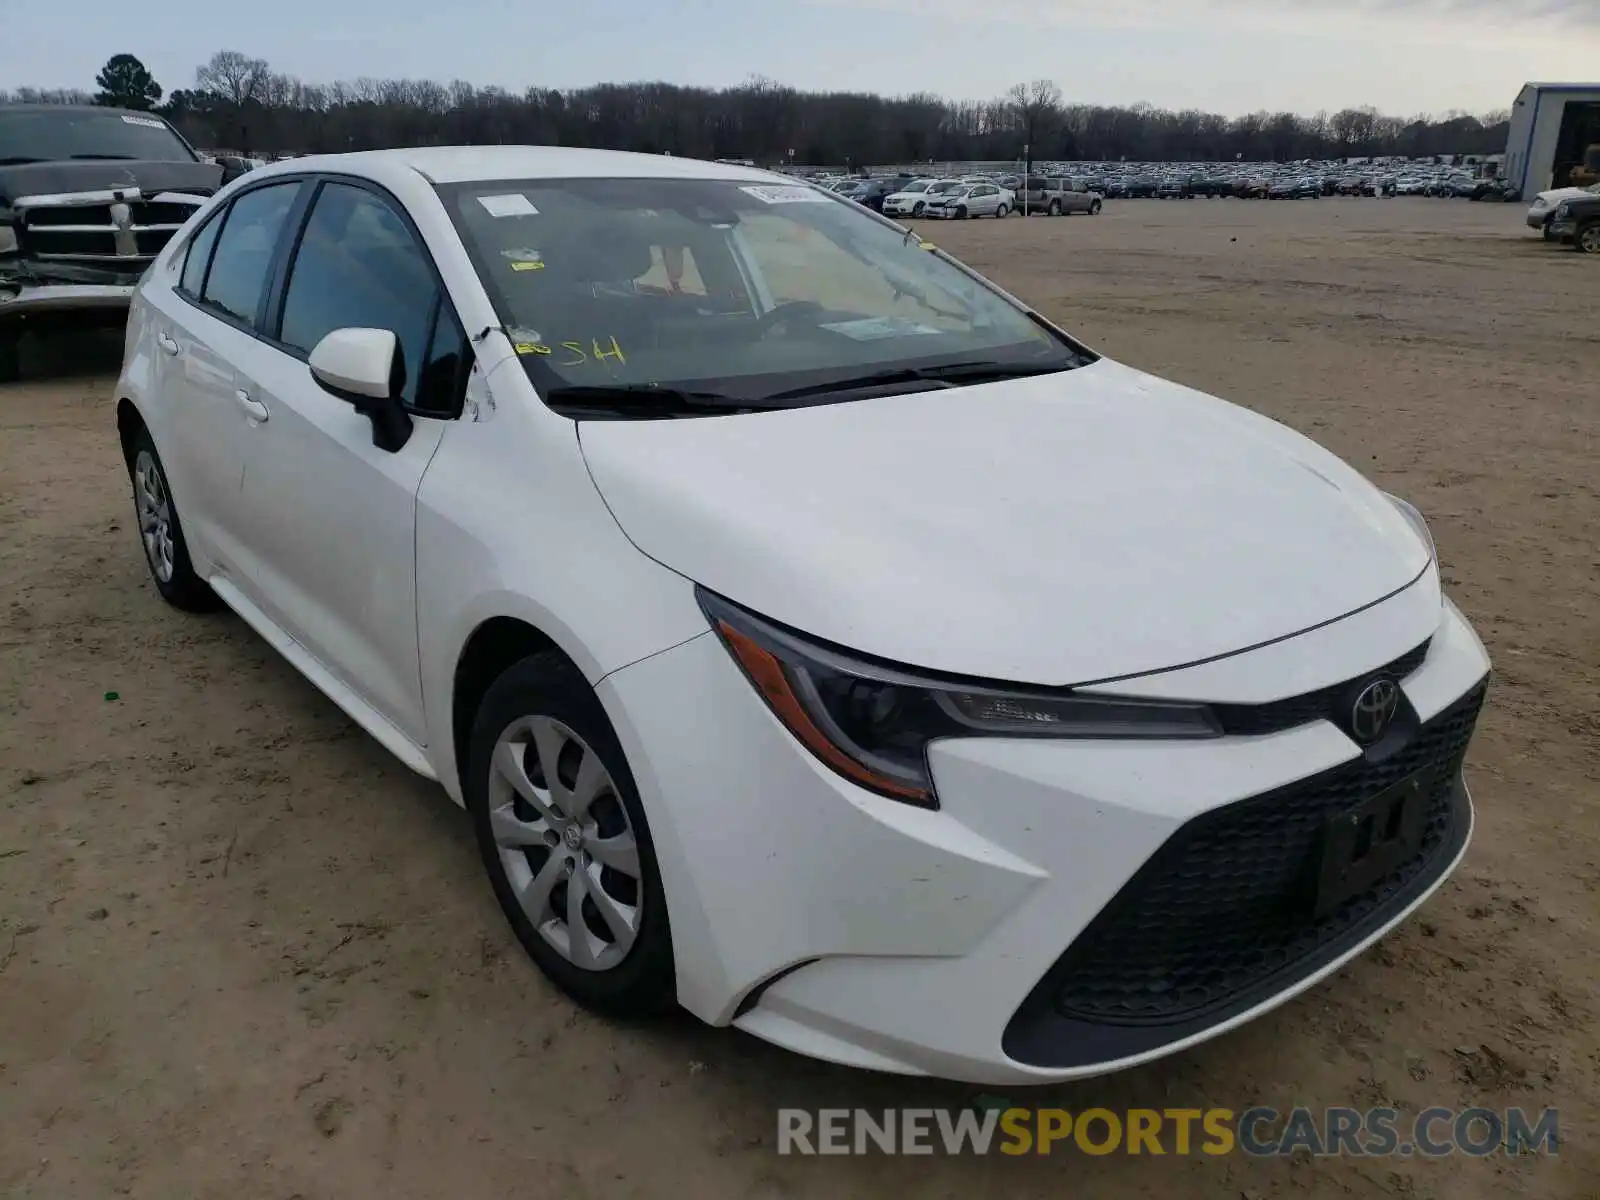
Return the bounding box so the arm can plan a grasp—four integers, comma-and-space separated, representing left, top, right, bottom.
223, 179, 469, 744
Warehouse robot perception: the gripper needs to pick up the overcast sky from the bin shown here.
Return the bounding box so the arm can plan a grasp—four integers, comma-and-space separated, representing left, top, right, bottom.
6, 0, 1598, 115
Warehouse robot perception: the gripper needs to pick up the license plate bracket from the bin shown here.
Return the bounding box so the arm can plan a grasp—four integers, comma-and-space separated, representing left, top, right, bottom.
1314, 770, 1434, 918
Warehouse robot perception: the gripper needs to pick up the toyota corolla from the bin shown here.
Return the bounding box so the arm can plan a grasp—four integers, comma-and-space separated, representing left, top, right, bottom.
114, 147, 1490, 1084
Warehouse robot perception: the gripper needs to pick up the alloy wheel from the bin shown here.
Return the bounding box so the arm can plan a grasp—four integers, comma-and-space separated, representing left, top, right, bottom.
1580, 226, 1600, 254
487, 715, 643, 971
134, 450, 176, 583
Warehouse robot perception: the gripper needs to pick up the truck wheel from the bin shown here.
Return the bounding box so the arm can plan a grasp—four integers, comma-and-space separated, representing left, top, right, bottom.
0, 329, 19, 384
1048, 200, 1061, 216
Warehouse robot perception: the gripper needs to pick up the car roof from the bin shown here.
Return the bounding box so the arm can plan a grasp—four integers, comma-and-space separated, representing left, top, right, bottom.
0, 102, 166, 118
241, 145, 784, 188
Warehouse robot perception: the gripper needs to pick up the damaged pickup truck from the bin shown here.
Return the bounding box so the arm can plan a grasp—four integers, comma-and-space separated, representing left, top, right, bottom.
0, 104, 241, 382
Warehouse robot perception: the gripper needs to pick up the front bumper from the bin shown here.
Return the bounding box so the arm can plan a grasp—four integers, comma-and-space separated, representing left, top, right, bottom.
0, 281, 135, 319
1547, 218, 1577, 238
1527, 209, 1551, 230
600, 595, 1490, 1084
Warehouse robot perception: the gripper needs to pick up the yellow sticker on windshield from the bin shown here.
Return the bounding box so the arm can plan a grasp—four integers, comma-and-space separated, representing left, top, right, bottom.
919, 241, 937, 250
510, 260, 545, 272
514, 342, 552, 355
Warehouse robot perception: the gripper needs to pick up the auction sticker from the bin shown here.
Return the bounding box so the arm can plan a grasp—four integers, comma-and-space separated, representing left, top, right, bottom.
740, 185, 831, 205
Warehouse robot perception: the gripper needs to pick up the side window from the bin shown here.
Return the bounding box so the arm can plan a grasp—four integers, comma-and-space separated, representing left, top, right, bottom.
415, 303, 470, 418
278, 182, 439, 409
179, 212, 222, 296
201, 183, 300, 325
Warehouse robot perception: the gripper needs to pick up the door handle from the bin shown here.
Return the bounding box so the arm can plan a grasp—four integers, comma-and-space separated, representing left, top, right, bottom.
157, 332, 180, 356
235, 388, 270, 423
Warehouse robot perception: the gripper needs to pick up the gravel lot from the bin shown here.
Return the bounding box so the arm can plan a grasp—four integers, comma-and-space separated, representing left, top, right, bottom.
2, 198, 1596, 1199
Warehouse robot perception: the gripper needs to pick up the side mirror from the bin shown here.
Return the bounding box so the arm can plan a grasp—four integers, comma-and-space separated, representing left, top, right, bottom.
309, 327, 413, 452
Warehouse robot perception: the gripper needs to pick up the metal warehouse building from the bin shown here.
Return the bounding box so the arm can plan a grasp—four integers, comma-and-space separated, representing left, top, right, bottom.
1505, 82, 1600, 199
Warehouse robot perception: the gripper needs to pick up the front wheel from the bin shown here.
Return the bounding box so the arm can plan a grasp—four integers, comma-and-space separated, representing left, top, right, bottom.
912, 201, 925, 217
1048, 200, 1062, 216
955, 205, 969, 220
1577, 222, 1600, 254
127, 427, 220, 612
995, 204, 1008, 218
468, 651, 676, 1017
1089, 199, 1103, 215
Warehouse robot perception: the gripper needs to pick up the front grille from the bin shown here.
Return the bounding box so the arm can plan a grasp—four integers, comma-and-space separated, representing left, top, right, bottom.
1047, 679, 1485, 1026
1214, 639, 1431, 737
18, 196, 197, 264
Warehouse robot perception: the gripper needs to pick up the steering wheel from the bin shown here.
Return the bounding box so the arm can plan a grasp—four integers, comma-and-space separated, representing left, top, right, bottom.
754, 300, 824, 337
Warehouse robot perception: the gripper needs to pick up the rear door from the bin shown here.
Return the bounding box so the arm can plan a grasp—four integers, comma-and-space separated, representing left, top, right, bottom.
223, 177, 470, 743
155, 179, 305, 573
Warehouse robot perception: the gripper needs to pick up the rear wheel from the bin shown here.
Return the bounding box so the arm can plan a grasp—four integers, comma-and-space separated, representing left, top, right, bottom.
1577, 222, 1600, 254
1089, 199, 1103, 215
995, 204, 1008, 218
1048, 199, 1062, 216
127, 426, 220, 612
468, 651, 676, 1017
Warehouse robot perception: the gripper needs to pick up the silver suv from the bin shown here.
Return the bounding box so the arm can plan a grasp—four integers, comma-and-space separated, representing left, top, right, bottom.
1018, 176, 1104, 216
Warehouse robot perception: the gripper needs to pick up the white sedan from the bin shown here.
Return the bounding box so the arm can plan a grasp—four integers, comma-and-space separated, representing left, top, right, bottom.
116, 146, 1490, 1085
924, 181, 1013, 219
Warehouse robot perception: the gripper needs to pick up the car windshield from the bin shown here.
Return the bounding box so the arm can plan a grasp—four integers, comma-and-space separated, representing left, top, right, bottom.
440, 176, 1087, 414
0, 109, 195, 163
901, 181, 929, 193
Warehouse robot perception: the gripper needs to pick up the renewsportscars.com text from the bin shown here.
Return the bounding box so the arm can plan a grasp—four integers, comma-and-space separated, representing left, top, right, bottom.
776, 1106, 1560, 1157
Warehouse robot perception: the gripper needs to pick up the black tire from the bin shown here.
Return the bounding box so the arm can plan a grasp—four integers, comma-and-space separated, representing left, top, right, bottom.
1576, 222, 1600, 254
994, 204, 1008, 218
0, 328, 19, 384
467, 651, 676, 1017
126, 425, 221, 612
1089, 199, 1103, 215
1048, 200, 1061, 216
912, 201, 924, 217
955, 205, 968, 220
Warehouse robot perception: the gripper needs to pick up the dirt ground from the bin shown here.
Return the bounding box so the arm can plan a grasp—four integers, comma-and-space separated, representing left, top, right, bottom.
2, 198, 1597, 1199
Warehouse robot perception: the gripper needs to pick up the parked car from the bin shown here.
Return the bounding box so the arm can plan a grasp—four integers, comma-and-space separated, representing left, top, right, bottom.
0, 104, 251, 382
837, 178, 898, 213
1527, 182, 1600, 238
115, 146, 1489, 1086
1546, 193, 1600, 252
881, 178, 958, 219
924, 180, 1012, 219
1017, 176, 1103, 216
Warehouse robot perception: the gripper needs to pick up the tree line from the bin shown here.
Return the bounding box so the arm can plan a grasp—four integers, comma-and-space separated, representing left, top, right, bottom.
2, 51, 1513, 166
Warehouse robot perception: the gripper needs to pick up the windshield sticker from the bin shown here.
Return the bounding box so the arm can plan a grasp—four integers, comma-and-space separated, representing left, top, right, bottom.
514, 342, 552, 356
918, 241, 937, 250
510, 260, 545, 272
819, 317, 944, 342
501, 248, 543, 265
120, 115, 166, 129
477, 193, 539, 218
739, 185, 831, 205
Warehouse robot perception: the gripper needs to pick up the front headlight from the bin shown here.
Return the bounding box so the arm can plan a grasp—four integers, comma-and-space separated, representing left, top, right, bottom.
1556, 203, 1571, 218
699, 588, 1220, 807
1383, 492, 1436, 564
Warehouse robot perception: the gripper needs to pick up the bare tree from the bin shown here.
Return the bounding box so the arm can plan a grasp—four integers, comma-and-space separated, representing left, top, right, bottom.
195, 50, 270, 106
1006, 79, 1063, 158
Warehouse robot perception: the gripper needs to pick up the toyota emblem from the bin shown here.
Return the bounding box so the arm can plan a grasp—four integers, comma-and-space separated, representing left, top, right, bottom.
1349, 678, 1400, 744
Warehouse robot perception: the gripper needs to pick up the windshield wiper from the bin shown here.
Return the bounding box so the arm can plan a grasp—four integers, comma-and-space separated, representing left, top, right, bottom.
543, 383, 771, 417
763, 359, 1077, 403
68, 153, 139, 160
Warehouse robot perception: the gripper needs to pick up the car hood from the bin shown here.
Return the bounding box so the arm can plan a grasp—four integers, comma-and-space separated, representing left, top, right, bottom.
1532, 187, 1590, 207
0, 158, 221, 205
578, 359, 1431, 686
